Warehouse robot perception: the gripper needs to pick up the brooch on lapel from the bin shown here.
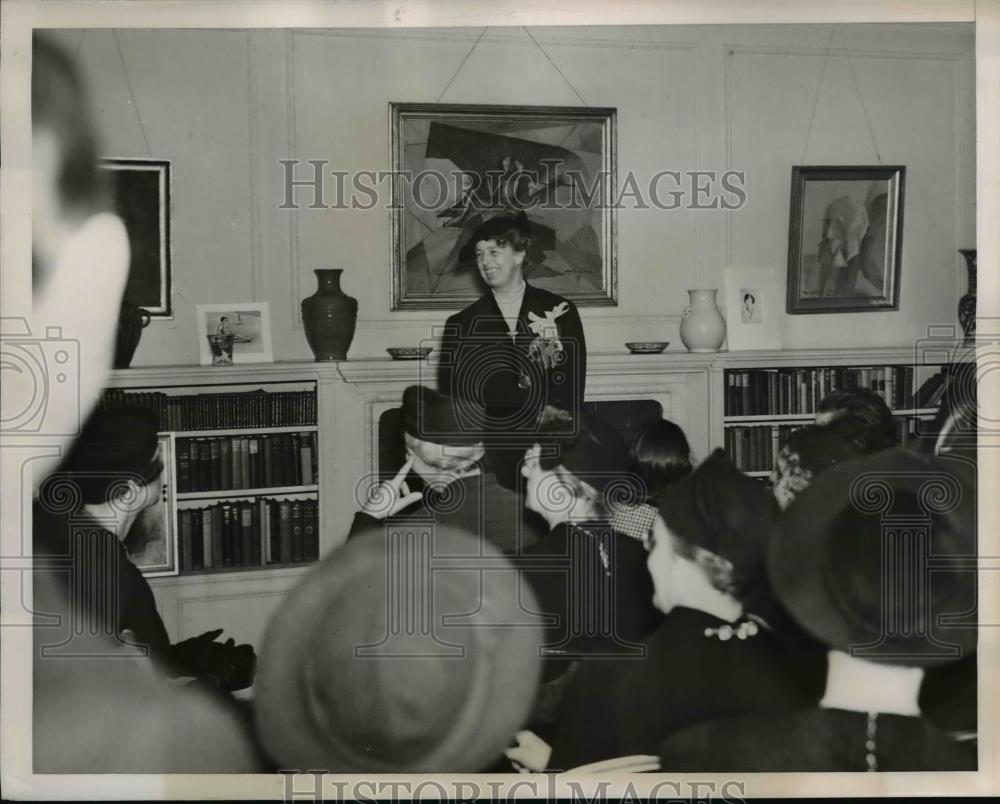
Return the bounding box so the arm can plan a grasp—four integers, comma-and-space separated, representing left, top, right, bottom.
522, 303, 568, 383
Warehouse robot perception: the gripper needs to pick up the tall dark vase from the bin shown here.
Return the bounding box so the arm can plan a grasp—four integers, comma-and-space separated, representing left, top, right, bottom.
113, 301, 151, 369
301, 269, 357, 361
958, 249, 976, 343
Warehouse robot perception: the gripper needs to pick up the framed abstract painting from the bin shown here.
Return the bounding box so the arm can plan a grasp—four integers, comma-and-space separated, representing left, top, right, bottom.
390, 103, 617, 310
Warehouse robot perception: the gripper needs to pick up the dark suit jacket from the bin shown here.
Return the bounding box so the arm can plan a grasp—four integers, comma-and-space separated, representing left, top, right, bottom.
438, 283, 586, 434
658, 707, 976, 772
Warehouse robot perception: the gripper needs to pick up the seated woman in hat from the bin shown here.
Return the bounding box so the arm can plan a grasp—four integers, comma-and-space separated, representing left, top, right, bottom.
350, 385, 546, 553
34, 406, 256, 691
437, 212, 587, 489
658, 449, 977, 771
519, 407, 663, 661
542, 450, 824, 771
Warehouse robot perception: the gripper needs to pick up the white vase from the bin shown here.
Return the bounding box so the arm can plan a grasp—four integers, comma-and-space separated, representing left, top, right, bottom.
679, 289, 726, 353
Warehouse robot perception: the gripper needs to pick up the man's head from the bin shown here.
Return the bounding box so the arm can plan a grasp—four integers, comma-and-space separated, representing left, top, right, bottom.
816, 387, 898, 454
400, 386, 485, 480
45, 407, 163, 514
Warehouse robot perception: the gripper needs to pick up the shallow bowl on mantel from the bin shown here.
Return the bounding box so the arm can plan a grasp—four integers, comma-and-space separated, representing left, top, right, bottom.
386, 347, 433, 360
625, 342, 669, 354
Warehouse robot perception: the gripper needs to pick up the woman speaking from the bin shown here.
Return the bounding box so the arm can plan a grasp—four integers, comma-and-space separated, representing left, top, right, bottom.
437, 212, 587, 487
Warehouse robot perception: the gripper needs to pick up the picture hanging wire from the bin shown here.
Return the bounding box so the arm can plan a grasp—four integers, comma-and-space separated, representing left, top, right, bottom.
112, 29, 153, 158
436, 27, 590, 106
800, 24, 883, 166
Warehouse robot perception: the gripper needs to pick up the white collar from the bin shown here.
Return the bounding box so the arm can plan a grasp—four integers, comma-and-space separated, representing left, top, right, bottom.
819, 651, 923, 716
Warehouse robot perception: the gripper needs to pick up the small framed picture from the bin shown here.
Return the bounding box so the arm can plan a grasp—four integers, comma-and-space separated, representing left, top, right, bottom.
196, 302, 274, 366
125, 434, 179, 577
723, 265, 781, 351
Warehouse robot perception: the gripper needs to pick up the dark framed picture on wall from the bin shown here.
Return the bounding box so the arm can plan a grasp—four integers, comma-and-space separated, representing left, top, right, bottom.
390, 102, 617, 310
786, 165, 904, 314
100, 158, 172, 317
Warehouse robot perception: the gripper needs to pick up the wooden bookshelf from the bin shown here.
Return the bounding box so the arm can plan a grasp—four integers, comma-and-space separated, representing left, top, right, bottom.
714, 353, 956, 475
98, 377, 320, 577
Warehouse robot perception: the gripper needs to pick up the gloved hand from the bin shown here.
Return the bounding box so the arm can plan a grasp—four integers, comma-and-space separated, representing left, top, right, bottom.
166, 629, 224, 678
199, 638, 257, 692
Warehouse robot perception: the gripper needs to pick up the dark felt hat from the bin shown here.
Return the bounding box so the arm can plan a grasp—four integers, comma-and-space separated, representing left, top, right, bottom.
254, 522, 544, 772
657, 449, 779, 582
537, 407, 632, 497
457, 212, 531, 263
401, 385, 486, 446
770, 448, 977, 666
54, 406, 160, 504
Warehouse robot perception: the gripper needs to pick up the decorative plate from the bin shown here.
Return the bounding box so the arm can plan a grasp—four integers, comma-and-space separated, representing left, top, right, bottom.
387, 347, 433, 360
625, 342, 669, 354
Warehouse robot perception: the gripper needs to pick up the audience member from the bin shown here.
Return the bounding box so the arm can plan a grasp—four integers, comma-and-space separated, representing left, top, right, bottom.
350, 385, 545, 552
659, 449, 976, 771
770, 423, 862, 510
34, 406, 256, 688
544, 450, 823, 770
610, 418, 693, 544
520, 407, 662, 662
29, 35, 263, 773
815, 386, 898, 454
253, 521, 543, 772
30, 33, 131, 491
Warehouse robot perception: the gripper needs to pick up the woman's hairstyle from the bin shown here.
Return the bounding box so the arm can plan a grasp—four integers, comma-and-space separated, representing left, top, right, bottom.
32, 33, 108, 218
781, 422, 862, 477
816, 387, 898, 453
628, 419, 693, 502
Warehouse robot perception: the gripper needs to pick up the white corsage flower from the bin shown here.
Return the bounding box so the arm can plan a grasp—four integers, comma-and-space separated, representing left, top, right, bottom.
527, 302, 569, 340
525, 302, 569, 372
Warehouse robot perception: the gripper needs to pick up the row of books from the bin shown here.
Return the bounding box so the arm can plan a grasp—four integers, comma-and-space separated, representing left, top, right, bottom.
176, 432, 318, 493
724, 366, 928, 417
725, 418, 925, 473
98, 388, 316, 431
178, 498, 320, 571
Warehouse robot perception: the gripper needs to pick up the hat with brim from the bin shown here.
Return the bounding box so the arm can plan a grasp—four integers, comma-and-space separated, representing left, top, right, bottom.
401, 385, 486, 447
457, 212, 531, 263
254, 521, 543, 772
770, 448, 976, 666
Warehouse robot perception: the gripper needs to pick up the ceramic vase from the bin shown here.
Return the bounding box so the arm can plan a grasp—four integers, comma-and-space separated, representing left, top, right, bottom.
113, 301, 151, 369
679, 289, 726, 353
958, 249, 976, 344
301, 269, 358, 361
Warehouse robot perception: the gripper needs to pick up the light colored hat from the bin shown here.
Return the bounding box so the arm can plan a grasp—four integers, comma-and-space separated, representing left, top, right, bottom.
254, 521, 543, 772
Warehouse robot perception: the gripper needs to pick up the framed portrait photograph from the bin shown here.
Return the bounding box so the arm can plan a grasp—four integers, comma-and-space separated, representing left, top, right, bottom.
786, 165, 905, 314
390, 102, 617, 310
100, 158, 172, 317
723, 264, 781, 350
196, 302, 274, 366
124, 434, 178, 577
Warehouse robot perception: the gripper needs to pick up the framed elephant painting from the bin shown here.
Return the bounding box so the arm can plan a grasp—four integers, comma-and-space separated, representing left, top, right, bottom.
786, 165, 905, 314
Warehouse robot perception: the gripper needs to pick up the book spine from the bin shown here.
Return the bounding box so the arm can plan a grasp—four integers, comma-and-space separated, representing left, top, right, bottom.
241, 502, 254, 568
179, 509, 192, 571
212, 502, 223, 567
202, 507, 214, 569
278, 501, 293, 564
291, 501, 304, 562
300, 436, 313, 486
210, 439, 221, 491
191, 509, 204, 570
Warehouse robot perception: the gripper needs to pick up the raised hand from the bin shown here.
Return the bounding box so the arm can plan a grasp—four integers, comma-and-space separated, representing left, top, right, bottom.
361, 455, 423, 520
